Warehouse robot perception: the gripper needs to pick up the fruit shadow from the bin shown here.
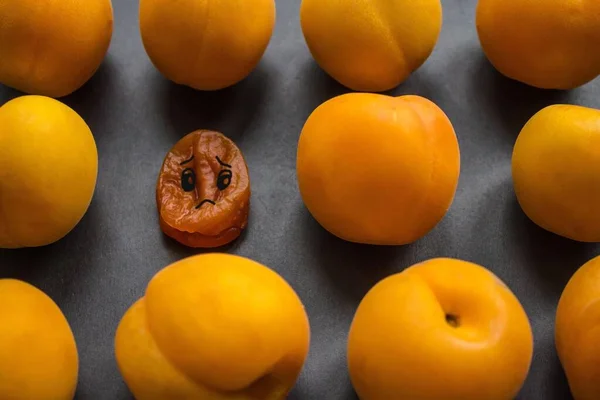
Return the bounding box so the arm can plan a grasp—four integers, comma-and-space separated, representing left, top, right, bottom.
0, 54, 117, 111
470, 51, 574, 140
296, 57, 451, 121
506, 193, 598, 300
289, 383, 359, 400
0, 196, 108, 308
517, 348, 573, 400
295, 204, 413, 303
468, 179, 581, 400
159, 225, 248, 260
73, 382, 135, 400
158, 60, 274, 144
0, 85, 22, 104
296, 59, 352, 114
61, 57, 118, 132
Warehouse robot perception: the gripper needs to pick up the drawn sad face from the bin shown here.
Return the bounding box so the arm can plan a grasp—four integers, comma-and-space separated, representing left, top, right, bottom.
156, 130, 251, 248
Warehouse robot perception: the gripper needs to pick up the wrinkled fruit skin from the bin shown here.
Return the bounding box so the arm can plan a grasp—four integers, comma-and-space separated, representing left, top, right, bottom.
0, 0, 113, 97
512, 105, 600, 242
300, 0, 442, 92
0, 96, 99, 248
140, 0, 275, 91
296, 93, 460, 245
348, 258, 534, 400
115, 253, 311, 400
476, 0, 600, 90
0, 279, 79, 400
156, 130, 250, 248
556, 255, 600, 400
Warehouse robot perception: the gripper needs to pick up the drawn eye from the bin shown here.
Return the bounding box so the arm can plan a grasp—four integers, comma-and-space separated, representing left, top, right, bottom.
217, 169, 232, 191
181, 168, 196, 192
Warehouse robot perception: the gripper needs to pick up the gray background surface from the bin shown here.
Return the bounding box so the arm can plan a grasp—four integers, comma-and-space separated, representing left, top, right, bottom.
1, 0, 598, 399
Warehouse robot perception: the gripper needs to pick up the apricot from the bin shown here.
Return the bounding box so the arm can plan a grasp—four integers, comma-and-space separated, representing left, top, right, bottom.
140, 0, 276, 91
156, 130, 250, 248
0, 96, 98, 248
0, 0, 113, 97
476, 0, 600, 89
512, 105, 600, 242
115, 253, 310, 399
296, 93, 460, 245
556, 255, 600, 400
347, 258, 534, 400
0, 279, 78, 400
300, 0, 442, 92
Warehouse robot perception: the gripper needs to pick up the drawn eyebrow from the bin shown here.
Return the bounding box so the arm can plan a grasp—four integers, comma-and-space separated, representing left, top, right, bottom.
180, 155, 195, 165
216, 156, 232, 169
195, 199, 216, 209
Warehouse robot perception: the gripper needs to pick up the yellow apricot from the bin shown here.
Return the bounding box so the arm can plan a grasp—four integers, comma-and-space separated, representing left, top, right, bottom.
0, 96, 98, 248
115, 253, 310, 399
301, 0, 442, 92
140, 0, 276, 91
0, 0, 113, 97
0, 279, 78, 400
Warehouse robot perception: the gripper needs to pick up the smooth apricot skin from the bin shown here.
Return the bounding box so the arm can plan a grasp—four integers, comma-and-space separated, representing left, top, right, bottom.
512, 105, 600, 242
476, 0, 600, 90
115, 253, 310, 399
556, 255, 600, 400
0, 95, 98, 248
296, 93, 460, 245
300, 0, 442, 92
140, 0, 275, 91
0, 279, 79, 400
347, 258, 534, 400
0, 0, 113, 97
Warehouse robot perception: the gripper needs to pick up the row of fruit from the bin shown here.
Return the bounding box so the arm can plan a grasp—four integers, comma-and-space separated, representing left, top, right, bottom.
3, 83, 597, 258
2, 253, 600, 399
1, 0, 599, 98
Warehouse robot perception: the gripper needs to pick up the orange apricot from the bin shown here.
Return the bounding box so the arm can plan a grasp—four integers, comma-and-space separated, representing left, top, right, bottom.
115, 253, 310, 399
348, 258, 534, 399
156, 130, 250, 248
556, 255, 600, 399
296, 93, 460, 245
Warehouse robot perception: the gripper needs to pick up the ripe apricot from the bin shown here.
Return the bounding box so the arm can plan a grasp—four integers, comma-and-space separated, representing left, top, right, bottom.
296, 93, 460, 245
556, 255, 600, 400
300, 0, 442, 92
347, 258, 534, 399
0, 0, 113, 97
0, 279, 79, 400
156, 130, 250, 248
476, 0, 600, 89
512, 105, 600, 242
140, 0, 276, 91
0, 96, 98, 248
115, 253, 310, 399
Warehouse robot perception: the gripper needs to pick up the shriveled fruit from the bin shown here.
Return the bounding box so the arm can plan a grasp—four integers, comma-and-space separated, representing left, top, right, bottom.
156, 130, 250, 248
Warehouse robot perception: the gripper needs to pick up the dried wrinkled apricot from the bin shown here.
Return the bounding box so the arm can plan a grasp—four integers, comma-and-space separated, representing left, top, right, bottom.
156, 130, 250, 248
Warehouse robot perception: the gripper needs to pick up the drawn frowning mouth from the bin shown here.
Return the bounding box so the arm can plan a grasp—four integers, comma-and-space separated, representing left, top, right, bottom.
196, 199, 216, 208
